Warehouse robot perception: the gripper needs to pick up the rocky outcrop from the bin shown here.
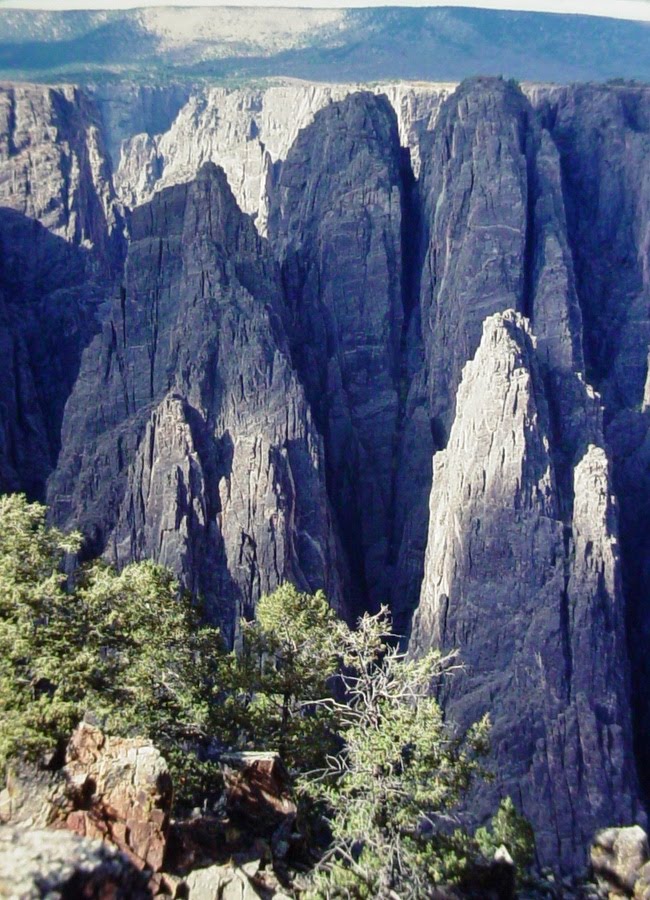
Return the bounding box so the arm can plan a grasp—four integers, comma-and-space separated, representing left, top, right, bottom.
61, 724, 172, 876
0, 83, 123, 260
591, 826, 650, 898
91, 81, 192, 171
390, 79, 534, 630
0, 723, 172, 878
220, 752, 295, 836
3, 74, 648, 876
268, 92, 404, 613
0, 826, 152, 899
531, 83, 650, 411
184, 861, 266, 900
392, 74, 601, 627
417, 78, 535, 438
48, 162, 344, 636
409, 311, 639, 872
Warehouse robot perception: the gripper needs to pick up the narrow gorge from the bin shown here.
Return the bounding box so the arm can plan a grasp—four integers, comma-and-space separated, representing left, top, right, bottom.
1, 74, 649, 874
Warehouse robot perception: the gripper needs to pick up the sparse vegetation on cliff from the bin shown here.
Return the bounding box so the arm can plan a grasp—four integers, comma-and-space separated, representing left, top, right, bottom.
0, 493, 223, 806
0, 493, 539, 897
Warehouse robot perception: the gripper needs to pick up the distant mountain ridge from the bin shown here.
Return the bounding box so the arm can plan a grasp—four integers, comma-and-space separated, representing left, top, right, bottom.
0, 5, 648, 84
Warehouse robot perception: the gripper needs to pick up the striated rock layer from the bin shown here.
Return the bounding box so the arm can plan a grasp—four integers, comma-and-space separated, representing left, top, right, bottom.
114, 81, 454, 233
409, 311, 640, 871
49, 162, 344, 638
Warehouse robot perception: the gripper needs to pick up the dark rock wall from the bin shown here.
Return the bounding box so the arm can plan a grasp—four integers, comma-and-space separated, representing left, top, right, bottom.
2, 78, 650, 870
268, 93, 404, 615
0, 83, 124, 498
531, 83, 650, 803
48, 164, 344, 637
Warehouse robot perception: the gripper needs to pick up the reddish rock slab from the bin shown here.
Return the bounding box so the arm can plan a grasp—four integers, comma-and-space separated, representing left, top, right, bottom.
220, 753, 296, 834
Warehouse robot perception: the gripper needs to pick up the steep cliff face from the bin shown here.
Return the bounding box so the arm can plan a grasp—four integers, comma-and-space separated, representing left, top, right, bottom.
268, 92, 405, 613
90, 81, 192, 171
114, 83, 452, 233
418, 79, 531, 438
49, 163, 344, 637
409, 311, 639, 871
531, 83, 650, 799
0, 83, 123, 498
533, 83, 650, 410
0, 83, 123, 260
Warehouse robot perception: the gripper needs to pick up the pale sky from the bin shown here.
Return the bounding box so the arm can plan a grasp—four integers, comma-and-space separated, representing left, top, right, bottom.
0, 0, 649, 19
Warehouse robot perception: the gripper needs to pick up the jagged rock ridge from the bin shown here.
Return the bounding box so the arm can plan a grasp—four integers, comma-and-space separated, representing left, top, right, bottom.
48, 162, 344, 638
409, 311, 639, 871
113, 81, 453, 233
0, 75, 647, 874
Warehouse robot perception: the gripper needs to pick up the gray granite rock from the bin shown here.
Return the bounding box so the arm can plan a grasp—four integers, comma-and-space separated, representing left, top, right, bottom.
409, 311, 640, 872
0, 826, 151, 899
49, 162, 344, 637
392, 78, 534, 632
269, 91, 404, 614
591, 826, 649, 896
2, 76, 649, 875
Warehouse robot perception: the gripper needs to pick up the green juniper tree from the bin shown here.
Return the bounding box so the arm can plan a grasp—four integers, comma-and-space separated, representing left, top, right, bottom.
301, 607, 491, 899
227, 584, 343, 770
0, 494, 83, 770
0, 494, 224, 806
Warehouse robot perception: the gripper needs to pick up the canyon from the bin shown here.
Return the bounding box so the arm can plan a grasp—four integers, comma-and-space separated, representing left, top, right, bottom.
0, 73, 649, 873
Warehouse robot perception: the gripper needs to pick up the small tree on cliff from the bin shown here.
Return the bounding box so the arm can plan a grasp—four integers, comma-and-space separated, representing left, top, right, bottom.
226, 583, 342, 770
302, 607, 491, 899
0, 494, 82, 769
0, 494, 223, 804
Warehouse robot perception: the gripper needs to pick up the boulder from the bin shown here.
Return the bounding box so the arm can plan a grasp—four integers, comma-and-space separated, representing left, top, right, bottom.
0, 723, 172, 876
0, 825, 151, 899
591, 826, 649, 896
635, 861, 650, 899
220, 752, 296, 834
62, 722, 172, 873
185, 862, 263, 900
